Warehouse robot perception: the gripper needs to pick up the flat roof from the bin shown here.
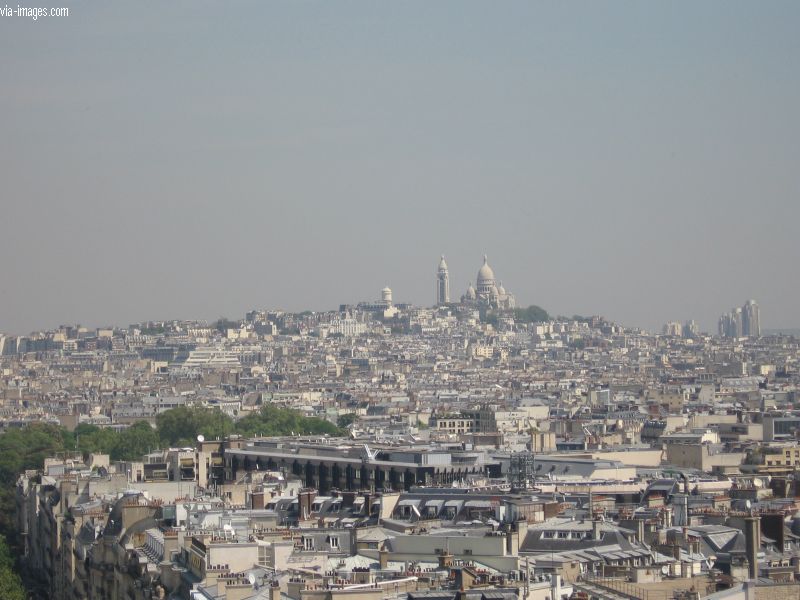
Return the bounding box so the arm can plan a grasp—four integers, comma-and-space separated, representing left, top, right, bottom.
226, 447, 422, 469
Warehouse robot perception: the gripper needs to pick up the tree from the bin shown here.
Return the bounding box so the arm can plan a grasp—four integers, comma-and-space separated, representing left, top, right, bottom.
111, 421, 159, 461
482, 310, 499, 327
302, 417, 341, 436
156, 406, 234, 446
0, 422, 71, 596
214, 317, 239, 332
234, 405, 342, 437
0, 423, 67, 486
512, 305, 550, 323
337, 413, 358, 429
70, 426, 118, 457
571, 314, 592, 323
0, 534, 25, 600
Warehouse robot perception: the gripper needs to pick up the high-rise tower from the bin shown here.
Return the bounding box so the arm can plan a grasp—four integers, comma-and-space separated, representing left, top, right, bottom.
719, 300, 761, 338
436, 255, 450, 305
743, 300, 761, 337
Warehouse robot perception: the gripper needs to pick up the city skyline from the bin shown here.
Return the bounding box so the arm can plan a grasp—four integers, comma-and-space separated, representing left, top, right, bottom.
0, 250, 773, 337
4, 4, 800, 600
2, 2, 798, 334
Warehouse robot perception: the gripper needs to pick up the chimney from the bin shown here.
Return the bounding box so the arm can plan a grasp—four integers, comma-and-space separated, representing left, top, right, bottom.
592, 519, 603, 541
378, 547, 389, 570
454, 567, 476, 591
298, 489, 316, 520
551, 573, 561, 600
506, 525, 519, 555
437, 544, 454, 569
673, 494, 688, 527
251, 491, 266, 510
745, 516, 760, 580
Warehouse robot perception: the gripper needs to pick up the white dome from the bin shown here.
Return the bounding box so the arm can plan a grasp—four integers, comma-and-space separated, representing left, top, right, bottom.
438, 255, 448, 271
497, 282, 507, 295
477, 255, 495, 284
466, 284, 476, 300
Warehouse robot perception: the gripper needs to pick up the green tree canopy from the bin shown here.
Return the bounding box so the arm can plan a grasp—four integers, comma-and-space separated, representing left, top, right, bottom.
512, 305, 550, 323
235, 405, 341, 437
337, 413, 358, 429
0, 423, 67, 485
214, 317, 239, 332
156, 406, 234, 446
111, 421, 160, 461
0, 422, 70, 561
0, 534, 25, 600
63, 425, 118, 457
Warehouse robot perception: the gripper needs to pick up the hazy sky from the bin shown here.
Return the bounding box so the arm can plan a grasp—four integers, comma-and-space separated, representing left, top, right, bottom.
2, 1, 799, 335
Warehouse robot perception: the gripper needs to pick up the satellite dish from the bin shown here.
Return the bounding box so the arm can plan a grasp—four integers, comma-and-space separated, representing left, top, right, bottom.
745, 500, 752, 510
197, 434, 205, 443
247, 573, 256, 585
661, 565, 669, 575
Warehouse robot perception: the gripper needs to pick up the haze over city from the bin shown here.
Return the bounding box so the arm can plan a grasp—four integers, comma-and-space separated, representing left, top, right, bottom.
2, 1, 799, 334
7, 5, 800, 600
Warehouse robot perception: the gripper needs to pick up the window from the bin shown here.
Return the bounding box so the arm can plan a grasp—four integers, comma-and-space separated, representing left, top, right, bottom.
303, 537, 314, 551
464, 549, 473, 555
328, 536, 339, 549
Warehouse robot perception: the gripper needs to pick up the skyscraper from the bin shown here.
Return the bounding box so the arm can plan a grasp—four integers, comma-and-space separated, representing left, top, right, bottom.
436, 255, 450, 305
683, 320, 699, 338
733, 307, 743, 337
719, 300, 761, 338
743, 299, 761, 337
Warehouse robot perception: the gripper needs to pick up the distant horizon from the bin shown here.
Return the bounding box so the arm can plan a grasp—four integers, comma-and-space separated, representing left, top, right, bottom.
1, 299, 793, 339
